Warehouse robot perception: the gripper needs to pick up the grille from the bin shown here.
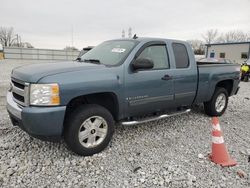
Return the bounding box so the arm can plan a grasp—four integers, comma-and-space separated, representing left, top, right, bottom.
12, 80, 25, 90
11, 78, 29, 107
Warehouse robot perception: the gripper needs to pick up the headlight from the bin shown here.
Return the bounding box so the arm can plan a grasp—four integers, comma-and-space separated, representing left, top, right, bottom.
30, 83, 60, 106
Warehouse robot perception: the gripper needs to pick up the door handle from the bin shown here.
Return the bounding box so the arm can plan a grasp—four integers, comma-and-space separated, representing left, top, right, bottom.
161, 74, 172, 80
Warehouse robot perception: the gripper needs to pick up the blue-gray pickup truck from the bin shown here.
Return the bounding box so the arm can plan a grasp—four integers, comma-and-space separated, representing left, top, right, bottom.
7, 37, 240, 156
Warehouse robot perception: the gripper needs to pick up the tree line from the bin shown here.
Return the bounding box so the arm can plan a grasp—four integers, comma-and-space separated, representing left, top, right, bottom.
0, 26, 79, 50
188, 29, 250, 55
1, 26, 250, 54
0, 27, 33, 48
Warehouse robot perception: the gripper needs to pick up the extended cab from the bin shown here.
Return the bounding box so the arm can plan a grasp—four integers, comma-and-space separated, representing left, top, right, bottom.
7, 38, 240, 156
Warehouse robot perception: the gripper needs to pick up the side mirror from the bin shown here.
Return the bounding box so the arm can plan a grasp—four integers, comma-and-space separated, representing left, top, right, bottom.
132, 58, 154, 71
76, 57, 81, 61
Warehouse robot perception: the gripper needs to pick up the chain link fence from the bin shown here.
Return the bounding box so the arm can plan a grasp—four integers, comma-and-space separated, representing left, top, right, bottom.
3, 47, 79, 60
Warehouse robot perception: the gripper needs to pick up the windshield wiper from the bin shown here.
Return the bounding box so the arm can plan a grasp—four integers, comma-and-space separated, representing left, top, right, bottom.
83, 59, 101, 64
75, 57, 84, 62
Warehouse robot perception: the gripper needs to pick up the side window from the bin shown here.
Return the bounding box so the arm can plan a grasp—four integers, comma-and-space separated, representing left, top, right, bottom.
220, 53, 225, 58
137, 45, 169, 69
210, 52, 215, 58
172, 43, 189, 68
241, 52, 248, 59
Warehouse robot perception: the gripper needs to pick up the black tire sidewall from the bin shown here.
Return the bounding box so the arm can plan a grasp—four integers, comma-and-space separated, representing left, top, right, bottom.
64, 104, 114, 156
244, 76, 249, 82
204, 87, 228, 116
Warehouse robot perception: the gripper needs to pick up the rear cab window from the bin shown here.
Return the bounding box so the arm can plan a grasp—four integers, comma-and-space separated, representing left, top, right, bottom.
172, 43, 189, 68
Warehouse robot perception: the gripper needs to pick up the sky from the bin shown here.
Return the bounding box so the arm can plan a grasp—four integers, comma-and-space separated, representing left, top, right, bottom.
1, 0, 250, 49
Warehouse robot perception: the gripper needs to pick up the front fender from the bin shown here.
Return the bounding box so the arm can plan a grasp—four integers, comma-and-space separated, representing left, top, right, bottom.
37, 67, 124, 106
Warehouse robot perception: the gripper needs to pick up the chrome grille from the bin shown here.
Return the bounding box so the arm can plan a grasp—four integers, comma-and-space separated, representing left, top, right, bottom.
11, 78, 29, 107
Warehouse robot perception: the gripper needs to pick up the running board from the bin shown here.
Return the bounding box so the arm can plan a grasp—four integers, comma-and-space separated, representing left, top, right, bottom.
121, 109, 191, 126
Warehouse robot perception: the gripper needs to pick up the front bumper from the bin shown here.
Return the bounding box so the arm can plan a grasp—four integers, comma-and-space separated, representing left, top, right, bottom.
6, 92, 66, 141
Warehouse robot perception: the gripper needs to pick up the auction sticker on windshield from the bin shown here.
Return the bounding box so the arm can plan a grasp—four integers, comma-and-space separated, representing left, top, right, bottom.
111, 48, 126, 53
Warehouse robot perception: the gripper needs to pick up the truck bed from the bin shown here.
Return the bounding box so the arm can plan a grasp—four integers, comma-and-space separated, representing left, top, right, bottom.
197, 62, 229, 65
194, 62, 240, 104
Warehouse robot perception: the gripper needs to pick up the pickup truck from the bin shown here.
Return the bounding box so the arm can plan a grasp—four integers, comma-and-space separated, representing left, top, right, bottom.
6, 37, 240, 156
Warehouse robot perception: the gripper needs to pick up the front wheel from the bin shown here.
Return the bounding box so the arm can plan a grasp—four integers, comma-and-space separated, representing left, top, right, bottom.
64, 104, 114, 156
204, 87, 228, 116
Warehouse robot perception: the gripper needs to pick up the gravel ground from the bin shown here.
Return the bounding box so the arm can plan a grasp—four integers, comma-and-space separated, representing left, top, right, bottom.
0, 59, 250, 188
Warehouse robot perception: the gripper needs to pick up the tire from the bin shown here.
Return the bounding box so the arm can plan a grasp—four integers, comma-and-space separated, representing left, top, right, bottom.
243, 75, 249, 82
64, 104, 114, 156
204, 87, 228, 117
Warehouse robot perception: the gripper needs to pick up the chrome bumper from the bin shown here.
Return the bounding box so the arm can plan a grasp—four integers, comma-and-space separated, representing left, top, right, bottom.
6, 91, 22, 119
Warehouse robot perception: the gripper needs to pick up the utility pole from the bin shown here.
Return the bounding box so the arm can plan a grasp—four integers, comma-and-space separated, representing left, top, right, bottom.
15, 34, 19, 47
70, 25, 74, 59
122, 29, 125, 38
128, 27, 132, 38
71, 25, 74, 48
19, 36, 22, 47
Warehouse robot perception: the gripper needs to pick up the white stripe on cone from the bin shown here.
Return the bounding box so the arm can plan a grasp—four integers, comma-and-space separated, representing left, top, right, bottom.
212, 123, 221, 131
212, 136, 224, 144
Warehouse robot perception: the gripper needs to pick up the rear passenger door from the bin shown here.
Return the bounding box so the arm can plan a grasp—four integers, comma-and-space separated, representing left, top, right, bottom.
170, 43, 198, 106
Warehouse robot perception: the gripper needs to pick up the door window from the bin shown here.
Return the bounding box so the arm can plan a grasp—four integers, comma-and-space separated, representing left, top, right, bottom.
137, 45, 169, 69
172, 43, 190, 68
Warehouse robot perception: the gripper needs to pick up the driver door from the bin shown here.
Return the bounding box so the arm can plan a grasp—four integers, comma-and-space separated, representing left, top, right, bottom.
124, 42, 174, 116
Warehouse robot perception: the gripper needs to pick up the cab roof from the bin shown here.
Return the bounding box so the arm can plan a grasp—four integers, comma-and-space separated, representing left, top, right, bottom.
109, 37, 187, 44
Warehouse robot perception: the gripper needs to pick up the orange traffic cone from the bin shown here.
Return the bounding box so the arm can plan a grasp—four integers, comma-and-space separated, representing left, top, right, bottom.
209, 117, 237, 167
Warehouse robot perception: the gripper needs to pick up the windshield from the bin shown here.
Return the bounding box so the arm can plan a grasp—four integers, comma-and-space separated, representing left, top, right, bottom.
80, 40, 138, 66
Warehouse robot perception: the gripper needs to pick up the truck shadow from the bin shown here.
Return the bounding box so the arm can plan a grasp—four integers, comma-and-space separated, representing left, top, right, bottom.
190, 103, 206, 115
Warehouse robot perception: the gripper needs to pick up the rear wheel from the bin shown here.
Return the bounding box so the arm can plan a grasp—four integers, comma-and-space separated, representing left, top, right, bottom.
204, 87, 228, 116
243, 75, 249, 82
64, 104, 114, 156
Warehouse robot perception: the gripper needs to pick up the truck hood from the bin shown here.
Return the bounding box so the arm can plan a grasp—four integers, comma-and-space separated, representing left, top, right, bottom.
11, 61, 105, 83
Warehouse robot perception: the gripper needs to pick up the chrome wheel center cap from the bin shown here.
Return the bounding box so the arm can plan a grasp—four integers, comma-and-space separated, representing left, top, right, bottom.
78, 116, 108, 148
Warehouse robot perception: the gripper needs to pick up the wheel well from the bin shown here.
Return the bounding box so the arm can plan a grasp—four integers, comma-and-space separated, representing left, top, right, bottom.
65, 92, 119, 121
216, 80, 233, 95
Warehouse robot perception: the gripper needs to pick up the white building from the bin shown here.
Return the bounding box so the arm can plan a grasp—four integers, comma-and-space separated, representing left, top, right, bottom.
205, 42, 250, 64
